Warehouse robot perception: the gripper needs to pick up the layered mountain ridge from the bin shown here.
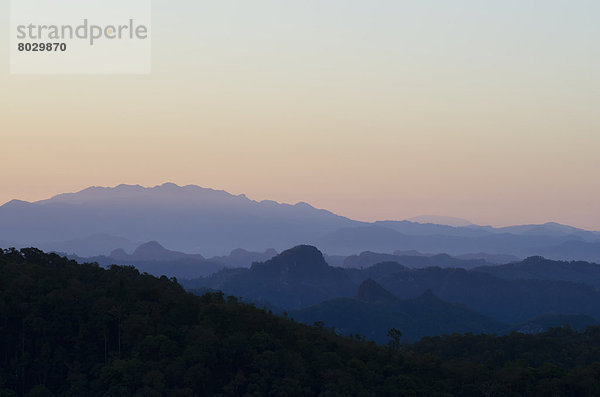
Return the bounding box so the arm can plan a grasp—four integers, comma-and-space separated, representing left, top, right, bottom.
1, 183, 600, 261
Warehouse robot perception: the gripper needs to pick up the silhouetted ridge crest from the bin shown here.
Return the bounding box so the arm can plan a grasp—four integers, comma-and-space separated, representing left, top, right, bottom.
521, 256, 547, 264
196, 245, 358, 308
1, 199, 31, 208
355, 279, 398, 303
109, 248, 129, 260
133, 241, 171, 259
128, 241, 205, 261
251, 245, 328, 275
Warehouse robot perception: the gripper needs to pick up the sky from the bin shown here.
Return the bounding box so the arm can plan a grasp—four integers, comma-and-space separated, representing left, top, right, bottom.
1, 0, 599, 229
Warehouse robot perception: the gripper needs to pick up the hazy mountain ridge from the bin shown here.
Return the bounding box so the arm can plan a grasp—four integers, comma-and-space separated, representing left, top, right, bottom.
0, 183, 360, 257
2, 183, 599, 261
191, 245, 357, 309
184, 246, 600, 330
66, 241, 279, 279
185, 246, 600, 342
291, 280, 504, 343
473, 256, 600, 289
347, 263, 600, 324
316, 224, 600, 260
342, 251, 491, 269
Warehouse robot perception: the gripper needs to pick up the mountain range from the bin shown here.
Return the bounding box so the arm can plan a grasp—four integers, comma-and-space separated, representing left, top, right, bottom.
290, 279, 504, 343
1, 183, 600, 262
192, 245, 356, 309
67, 241, 278, 279
0, 183, 356, 257
184, 245, 600, 339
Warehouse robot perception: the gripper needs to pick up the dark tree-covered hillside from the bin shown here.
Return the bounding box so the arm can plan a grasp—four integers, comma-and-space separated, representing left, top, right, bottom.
1, 248, 599, 396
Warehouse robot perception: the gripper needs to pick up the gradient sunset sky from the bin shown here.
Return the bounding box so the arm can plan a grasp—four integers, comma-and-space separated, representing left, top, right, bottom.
1, 1, 599, 229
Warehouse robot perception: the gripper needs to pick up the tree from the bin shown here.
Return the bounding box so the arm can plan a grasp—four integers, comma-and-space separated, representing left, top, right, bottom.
387, 328, 402, 350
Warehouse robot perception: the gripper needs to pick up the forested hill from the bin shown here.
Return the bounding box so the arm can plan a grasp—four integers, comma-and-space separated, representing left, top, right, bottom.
1, 248, 600, 396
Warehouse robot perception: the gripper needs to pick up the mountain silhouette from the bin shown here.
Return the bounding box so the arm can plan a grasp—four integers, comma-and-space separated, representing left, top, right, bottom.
343, 251, 490, 269
192, 245, 356, 309
344, 261, 600, 324
209, 248, 278, 268
316, 224, 600, 260
1, 183, 599, 261
355, 279, 398, 303
0, 183, 359, 256
184, 248, 600, 325
290, 283, 503, 343
70, 242, 280, 280
474, 256, 600, 289
250, 245, 330, 277
71, 241, 220, 279
129, 241, 204, 261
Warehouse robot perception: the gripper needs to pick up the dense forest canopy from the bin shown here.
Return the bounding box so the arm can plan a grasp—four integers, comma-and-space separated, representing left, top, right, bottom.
1, 248, 599, 396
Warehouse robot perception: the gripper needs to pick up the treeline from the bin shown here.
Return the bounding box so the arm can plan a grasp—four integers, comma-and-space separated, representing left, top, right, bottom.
0, 248, 599, 396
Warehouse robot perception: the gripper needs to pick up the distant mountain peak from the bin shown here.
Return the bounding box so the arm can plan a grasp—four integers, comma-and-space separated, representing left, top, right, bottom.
0, 199, 32, 208
251, 245, 330, 275
408, 215, 473, 227
110, 248, 129, 260
134, 240, 166, 253
115, 183, 144, 189
129, 241, 205, 262
280, 244, 326, 260
36, 183, 242, 206
130, 241, 170, 260
355, 279, 398, 303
